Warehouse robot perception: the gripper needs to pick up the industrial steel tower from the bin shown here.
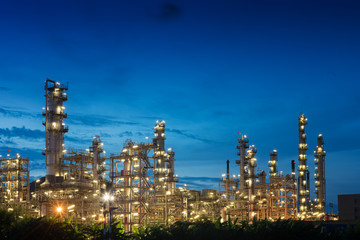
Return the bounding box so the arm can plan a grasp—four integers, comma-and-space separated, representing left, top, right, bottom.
269, 150, 279, 177
43, 79, 68, 185
298, 114, 309, 213
247, 146, 257, 218
166, 147, 177, 194
236, 135, 249, 197
314, 134, 326, 213
89, 136, 104, 187
153, 120, 166, 188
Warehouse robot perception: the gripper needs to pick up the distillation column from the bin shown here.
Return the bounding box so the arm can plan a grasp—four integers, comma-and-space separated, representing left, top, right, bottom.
90, 136, 104, 188
314, 134, 326, 213
269, 150, 279, 177
226, 160, 230, 201
153, 121, 166, 188
166, 148, 176, 194
236, 135, 249, 198
43, 79, 68, 185
247, 146, 257, 218
298, 114, 309, 213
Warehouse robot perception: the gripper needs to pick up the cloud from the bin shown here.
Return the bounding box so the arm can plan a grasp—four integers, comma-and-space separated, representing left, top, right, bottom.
0, 87, 10, 91
148, 3, 182, 21
0, 106, 37, 118
64, 135, 92, 145
0, 138, 15, 145
67, 114, 139, 127
158, 3, 181, 20
167, 128, 215, 143
118, 131, 133, 137
179, 176, 219, 190
0, 126, 43, 139
0, 146, 43, 163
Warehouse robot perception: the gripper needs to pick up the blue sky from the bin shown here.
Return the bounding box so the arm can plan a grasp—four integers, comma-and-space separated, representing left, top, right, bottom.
1, 0, 360, 210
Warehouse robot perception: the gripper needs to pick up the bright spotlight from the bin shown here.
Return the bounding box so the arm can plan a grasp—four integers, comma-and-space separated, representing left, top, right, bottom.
104, 193, 110, 201
56, 206, 63, 213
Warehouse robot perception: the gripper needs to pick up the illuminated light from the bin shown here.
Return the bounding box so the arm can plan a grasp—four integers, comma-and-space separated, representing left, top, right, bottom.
104, 193, 110, 201
56, 206, 63, 213
67, 205, 75, 209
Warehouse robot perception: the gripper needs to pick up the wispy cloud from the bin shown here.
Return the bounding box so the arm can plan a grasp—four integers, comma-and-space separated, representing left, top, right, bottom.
179, 176, 219, 190
0, 126, 43, 139
118, 131, 133, 137
167, 128, 214, 143
148, 3, 182, 21
67, 114, 139, 127
0, 106, 37, 118
118, 131, 145, 138
0, 87, 10, 91
0, 146, 43, 162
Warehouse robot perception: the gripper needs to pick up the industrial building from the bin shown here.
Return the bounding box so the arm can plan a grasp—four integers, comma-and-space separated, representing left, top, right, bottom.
338, 194, 360, 221
0, 79, 331, 230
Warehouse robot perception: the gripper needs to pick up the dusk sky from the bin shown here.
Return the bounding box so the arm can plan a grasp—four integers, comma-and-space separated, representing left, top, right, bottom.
1, 0, 360, 209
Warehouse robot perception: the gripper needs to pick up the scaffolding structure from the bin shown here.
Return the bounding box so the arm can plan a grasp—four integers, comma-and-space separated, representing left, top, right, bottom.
219, 137, 298, 221
0, 155, 30, 211
268, 174, 297, 220
110, 121, 186, 232
188, 189, 220, 221
35, 137, 108, 221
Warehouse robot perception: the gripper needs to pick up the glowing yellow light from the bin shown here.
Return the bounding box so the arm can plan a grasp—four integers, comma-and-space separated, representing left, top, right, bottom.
56, 206, 63, 213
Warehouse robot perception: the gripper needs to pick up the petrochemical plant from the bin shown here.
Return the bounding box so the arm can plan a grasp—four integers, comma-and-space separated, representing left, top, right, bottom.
0, 79, 331, 231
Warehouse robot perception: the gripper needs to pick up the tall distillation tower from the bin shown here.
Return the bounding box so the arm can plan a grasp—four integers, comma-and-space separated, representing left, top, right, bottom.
247, 146, 257, 218
236, 135, 249, 198
269, 150, 279, 177
153, 120, 166, 190
43, 79, 68, 185
314, 134, 326, 213
298, 114, 309, 213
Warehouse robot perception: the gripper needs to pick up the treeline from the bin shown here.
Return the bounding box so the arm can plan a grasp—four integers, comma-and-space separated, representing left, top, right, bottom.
0, 210, 359, 240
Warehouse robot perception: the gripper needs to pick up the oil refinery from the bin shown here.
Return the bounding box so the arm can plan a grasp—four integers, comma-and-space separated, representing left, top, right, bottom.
0, 79, 332, 231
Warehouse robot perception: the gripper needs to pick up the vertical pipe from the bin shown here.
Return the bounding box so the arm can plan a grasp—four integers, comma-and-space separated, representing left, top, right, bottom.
314, 134, 326, 213
226, 160, 230, 180
291, 160, 295, 178
226, 160, 230, 200
306, 170, 310, 210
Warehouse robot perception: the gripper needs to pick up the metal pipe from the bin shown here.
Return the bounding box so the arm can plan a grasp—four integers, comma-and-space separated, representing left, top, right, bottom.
314, 134, 326, 213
